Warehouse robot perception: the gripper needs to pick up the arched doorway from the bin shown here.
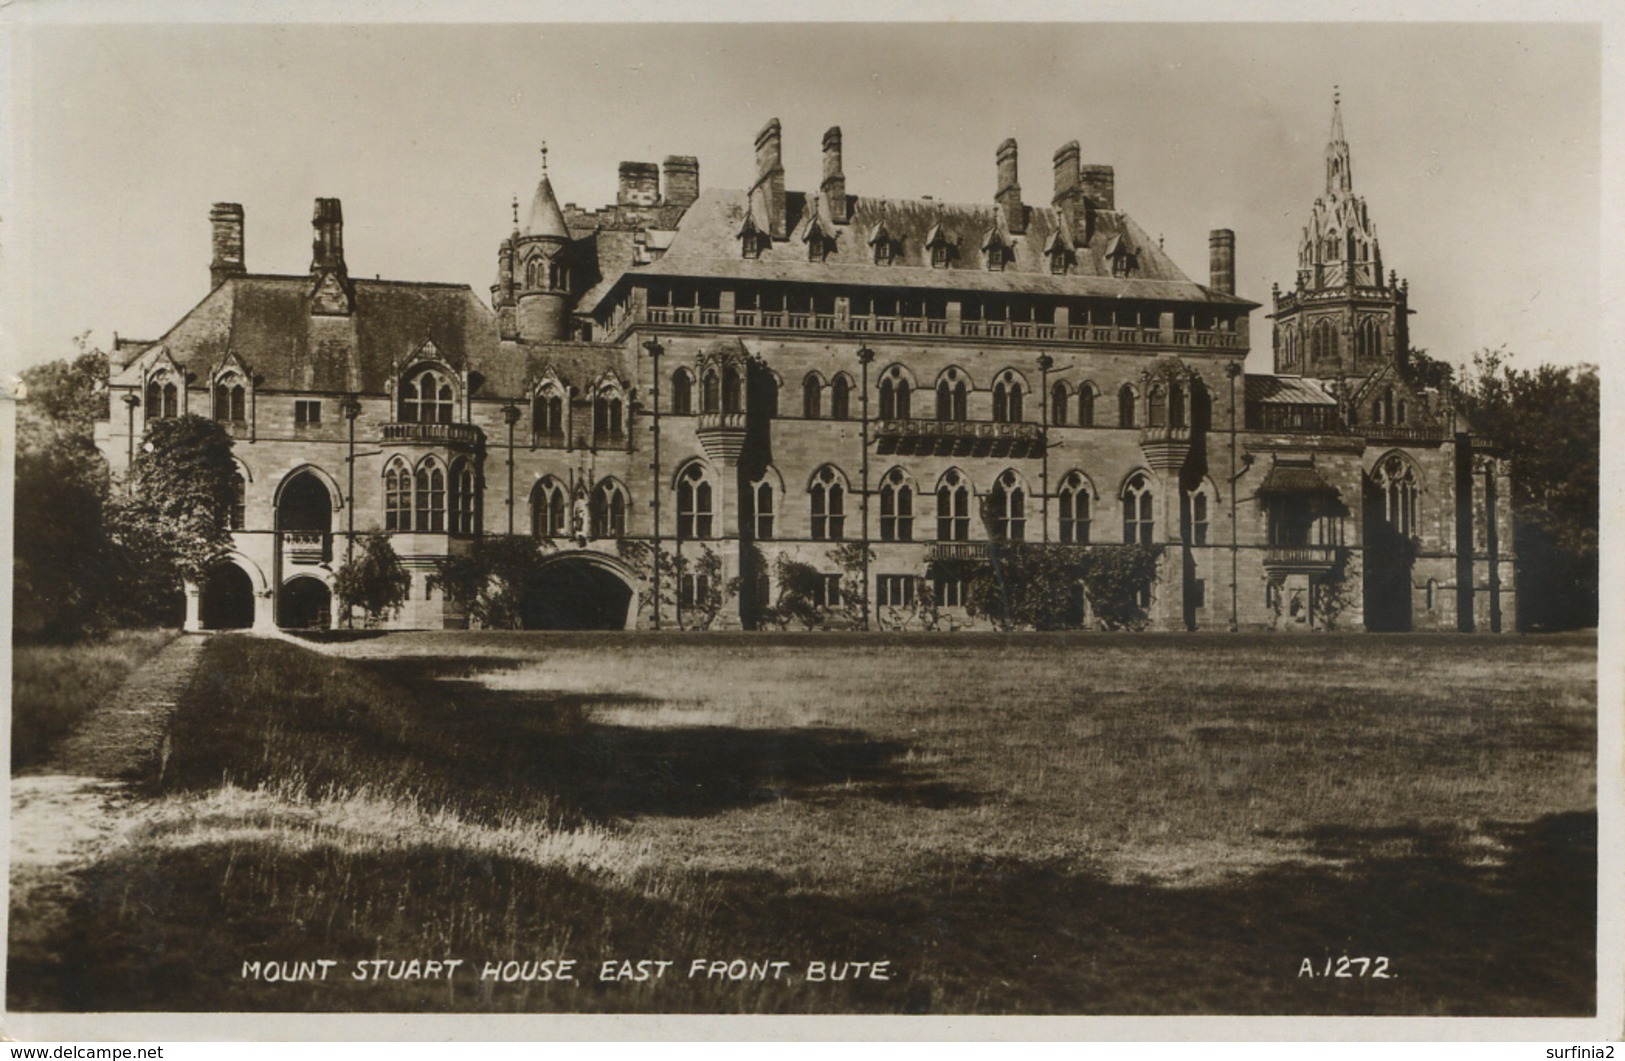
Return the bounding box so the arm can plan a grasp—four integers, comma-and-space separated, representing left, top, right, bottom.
200, 564, 255, 630
520, 555, 637, 630
279, 576, 332, 630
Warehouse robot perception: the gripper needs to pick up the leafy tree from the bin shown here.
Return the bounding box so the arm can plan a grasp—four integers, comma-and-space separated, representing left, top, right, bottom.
334, 532, 411, 626
769, 556, 828, 630
965, 543, 1163, 631
1452, 348, 1598, 630
430, 535, 548, 629
107, 415, 237, 582
827, 542, 872, 629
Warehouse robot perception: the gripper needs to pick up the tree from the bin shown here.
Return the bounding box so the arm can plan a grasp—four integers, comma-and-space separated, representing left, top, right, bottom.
334, 532, 411, 626
430, 535, 548, 629
768, 556, 828, 630
1453, 347, 1598, 630
107, 415, 237, 582
965, 543, 1163, 631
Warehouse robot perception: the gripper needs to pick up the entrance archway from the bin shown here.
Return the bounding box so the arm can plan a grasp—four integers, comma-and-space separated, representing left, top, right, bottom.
520, 554, 637, 630
279, 576, 332, 630
200, 564, 255, 630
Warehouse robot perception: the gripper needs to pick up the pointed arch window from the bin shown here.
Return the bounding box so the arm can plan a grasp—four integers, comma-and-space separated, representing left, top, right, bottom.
533, 386, 565, 445
402, 368, 454, 425
671, 368, 694, 415
1374, 455, 1419, 538
676, 463, 714, 540
988, 470, 1026, 541
810, 466, 846, 540
147, 378, 179, 420
879, 468, 914, 542
936, 469, 971, 542
1059, 472, 1092, 544
213, 378, 246, 422
1123, 473, 1154, 544
1051, 382, 1069, 426
384, 460, 412, 532
449, 460, 478, 535
590, 479, 629, 539
1148, 384, 1167, 428
594, 386, 625, 445
228, 472, 247, 530
532, 477, 568, 539
1180, 486, 1210, 546
745, 476, 775, 540
992, 374, 1024, 423
701, 369, 720, 414
414, 460, 446, 533
803, 374, 823, 419
1357, 318, 1382, 362
722, 366, 742, 414
1118, 384, 1137, 428
937, 371, 968, 422
879, 368, 911, 420
830, 375, 852, 420
1078, 385, 1097, 428
1311, 320, 1339, 365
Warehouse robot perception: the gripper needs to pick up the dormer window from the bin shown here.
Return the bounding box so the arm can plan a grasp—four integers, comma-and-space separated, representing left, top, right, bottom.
738, 213, 770, 260
1045, 231, 1075, 276
869, 224, 897, 265
925, 224, 953, 269
804, 218, 837, 262
1106, 235, 1137, 278
983, 229, 1014, 272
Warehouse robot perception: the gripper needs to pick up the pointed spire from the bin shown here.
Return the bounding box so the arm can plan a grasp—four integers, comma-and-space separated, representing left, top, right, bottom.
1326, 87, 1353, 197
524, 146, 570, 239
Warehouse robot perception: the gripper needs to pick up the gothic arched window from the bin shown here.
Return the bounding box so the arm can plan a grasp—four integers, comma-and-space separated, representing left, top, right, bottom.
1148, 384, 1167, 428
228, 472, 247, 530
450, 459, 477, 535
1168, 381, 1186, 429
830, 374, 852, 420
1051, 381, 1069, 426
590, 479, 628, 539
594, 386, 624, 445
937, 371, 968, 422
809, 465, 846, 540
214, 378, 246, 422
1118, 384, 1137, 428
1078, 384, 1097, 428
746, 475, 775, 540
803, 374, 823, 419
1374, 455, 1419, 538
1122, 473, 1154, 544
701, 370, 720, 414
147, 378, 179, 420
402, 369, 453, 424
414, 459, 446, 533
1181, 485, 1211, 546
879, 467, 914, 542
1311, 320, 1339, 365
671, 368, 694, 415
879, 369, 911, 420
1059, 472, 1092, 544
384, 459, 411, 532
988, 470, 1026, 541
532, 476, 568, 539
533, 386, 565, 444
722, 366, 742, 414
936, 469, 971, 542
676, 462, 714, 540
992, 373, 1023, 423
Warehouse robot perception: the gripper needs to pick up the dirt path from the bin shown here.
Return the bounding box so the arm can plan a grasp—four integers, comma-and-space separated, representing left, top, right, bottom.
8, 635, 208, 993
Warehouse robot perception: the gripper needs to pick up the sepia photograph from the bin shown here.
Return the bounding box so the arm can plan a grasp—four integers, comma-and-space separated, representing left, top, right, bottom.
0, 10, 1611, 1040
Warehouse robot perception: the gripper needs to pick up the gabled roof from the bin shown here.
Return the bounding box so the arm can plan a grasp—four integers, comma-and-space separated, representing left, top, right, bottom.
1245, 374, 1339, 406
582, 188, 1254, 313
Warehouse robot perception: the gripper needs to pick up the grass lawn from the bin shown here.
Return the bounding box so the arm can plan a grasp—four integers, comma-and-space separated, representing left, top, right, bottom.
10, 630, 177, 773
10, 630, 1595, 1015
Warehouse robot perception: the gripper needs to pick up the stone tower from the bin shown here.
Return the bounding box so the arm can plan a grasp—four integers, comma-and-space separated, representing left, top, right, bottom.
496, 149, 577, 342
1270, 92, 1410, 380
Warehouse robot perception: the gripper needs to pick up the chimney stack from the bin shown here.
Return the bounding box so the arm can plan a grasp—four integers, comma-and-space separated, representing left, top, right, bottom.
663, 155, 700, 209
753, 118, 787, 239
210, 202, 245, 290
617, 162, 661, 208
1080, 164, 1115, 211
821, 126, 849, 224
1209, 229, 1236, 295
311, 198, 346, 275
996, 138, 1025, 234
1052, 141, 1081, 207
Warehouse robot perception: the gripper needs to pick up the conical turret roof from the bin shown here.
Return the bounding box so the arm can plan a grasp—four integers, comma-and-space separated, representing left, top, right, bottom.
524, 172, 570, 239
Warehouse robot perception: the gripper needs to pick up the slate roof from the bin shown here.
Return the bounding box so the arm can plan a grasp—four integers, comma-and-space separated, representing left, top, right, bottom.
108, 274, 629, 398
582, 188, 1254, 313
1245, 374, 1340, 406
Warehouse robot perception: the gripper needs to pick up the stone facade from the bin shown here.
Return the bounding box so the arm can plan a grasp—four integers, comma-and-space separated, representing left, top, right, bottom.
98, 97, 1513, 633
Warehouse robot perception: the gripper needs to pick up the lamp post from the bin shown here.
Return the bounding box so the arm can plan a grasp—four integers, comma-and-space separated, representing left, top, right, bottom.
1225, 360, 1242, 632
121, 393, 140, 477
501, 403, 520, 535
644, 337, 664, 629
341, 395, 362, 565
1037, 353, 1054, 542
857, 343, 874, 630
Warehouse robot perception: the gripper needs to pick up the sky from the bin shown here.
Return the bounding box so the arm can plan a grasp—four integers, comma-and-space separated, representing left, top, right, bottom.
0, 19, 1603, 379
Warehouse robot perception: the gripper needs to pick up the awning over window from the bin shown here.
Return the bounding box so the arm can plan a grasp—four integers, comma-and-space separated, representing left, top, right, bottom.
1258, 462, 1336, 495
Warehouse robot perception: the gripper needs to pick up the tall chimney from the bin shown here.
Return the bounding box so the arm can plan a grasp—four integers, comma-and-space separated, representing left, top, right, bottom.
821, 126, 849, 224
1080, 164, 1116, 211
663, 155, 700, 209
618, 161, 661, 208
1052, 141, 1081, 207
311, 198, 346, 275
996, 138, 1025, 234
1209, 229, 1236, 295
210, 202, 245, 290
754, 118, 786, 239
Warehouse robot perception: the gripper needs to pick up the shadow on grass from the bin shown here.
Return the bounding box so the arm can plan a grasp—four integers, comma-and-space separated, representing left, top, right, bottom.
9, 811, 1593, 1015
159, 639, 978, 825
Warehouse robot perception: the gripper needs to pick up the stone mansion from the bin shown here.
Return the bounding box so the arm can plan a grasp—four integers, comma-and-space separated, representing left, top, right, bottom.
96, 97, 1515, 632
